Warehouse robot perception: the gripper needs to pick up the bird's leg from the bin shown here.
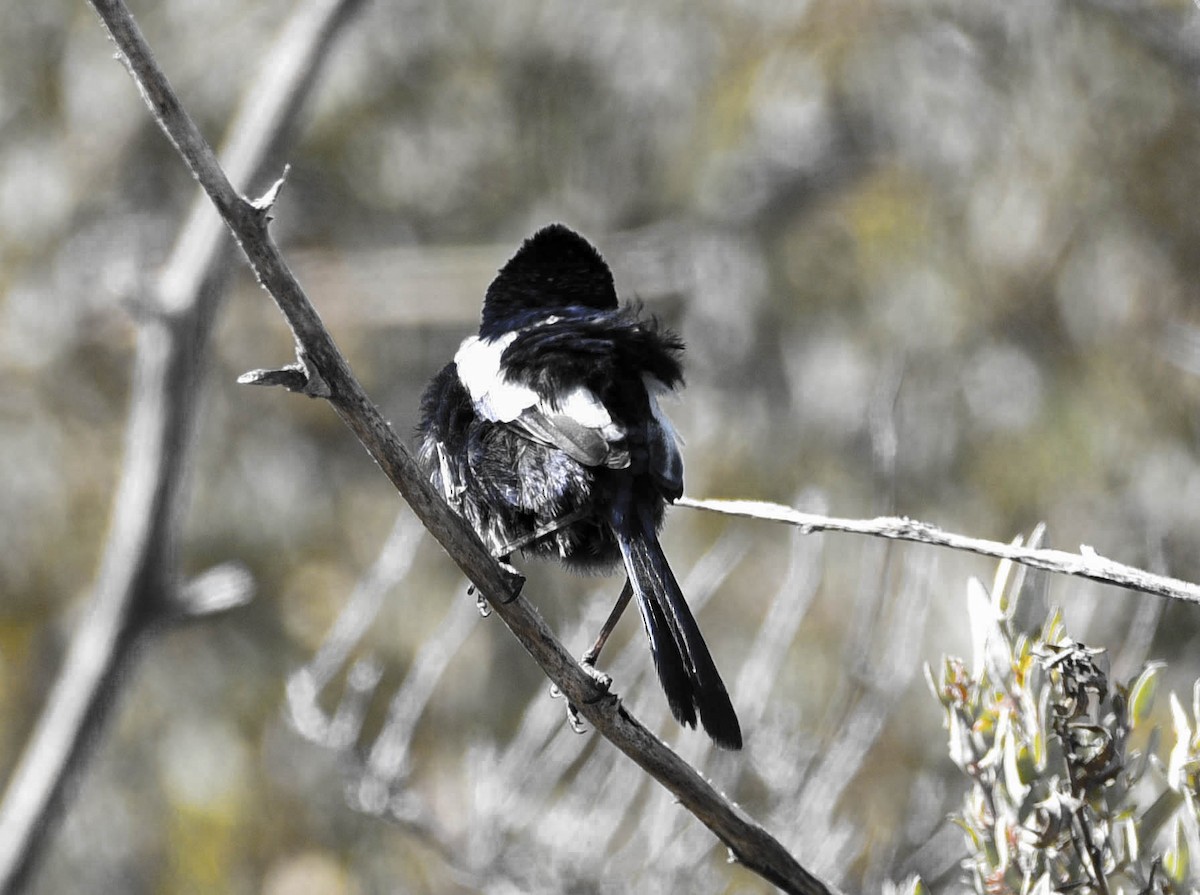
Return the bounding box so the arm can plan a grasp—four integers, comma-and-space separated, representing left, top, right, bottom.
559, 579, 634, 734
582, 578, 634, 670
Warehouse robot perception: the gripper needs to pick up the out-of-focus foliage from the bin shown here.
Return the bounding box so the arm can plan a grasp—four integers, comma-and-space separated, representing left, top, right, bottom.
930, 544, 1200, 893
6, 0, 1200, 892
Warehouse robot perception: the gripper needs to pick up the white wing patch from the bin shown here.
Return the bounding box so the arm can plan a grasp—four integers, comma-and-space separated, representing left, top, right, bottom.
530, 385, 629, 468
454, 334, 538, 422
453, 333, 628, 468
555, 386, 615, 429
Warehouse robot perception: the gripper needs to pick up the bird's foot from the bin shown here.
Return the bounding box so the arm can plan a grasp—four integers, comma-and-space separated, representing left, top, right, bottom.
497, 561, 523, 603
467, 583, 491, 618
467, 566, 523, 615
550, 659, 614, 735
580, 654, 613, 693
565, 700, 588, 735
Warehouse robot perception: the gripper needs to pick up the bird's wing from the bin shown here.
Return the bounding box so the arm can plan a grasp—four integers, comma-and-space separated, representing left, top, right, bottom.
454, 335, 629, 469
454, 333, 536, 422
512, 386, 630, 469
644, 375, 683, 500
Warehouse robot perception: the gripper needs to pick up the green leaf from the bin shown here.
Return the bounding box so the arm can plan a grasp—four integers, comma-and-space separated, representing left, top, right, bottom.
1003, 727, 1029, 803
1169, 692, 1193, 792
948, 709, 975, 772
994, 810, 1011, 871
1193, 679, 1200, 738
1128, 662, 1165, 728
887, 875, 928, 895
1041, 607, 1064, 646
923, 661, 941, 703
1164, 816, 1190, 883
967, 577, 993, 680
1029, 687, 1050, 771
992, 546, 1017, 619
1114, 815, 1138, 865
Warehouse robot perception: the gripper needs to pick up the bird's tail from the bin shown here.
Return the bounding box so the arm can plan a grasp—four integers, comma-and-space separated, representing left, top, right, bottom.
614, 504, 742, 750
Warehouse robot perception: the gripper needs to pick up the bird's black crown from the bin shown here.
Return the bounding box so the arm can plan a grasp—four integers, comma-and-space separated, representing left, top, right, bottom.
480, 223, 618, 337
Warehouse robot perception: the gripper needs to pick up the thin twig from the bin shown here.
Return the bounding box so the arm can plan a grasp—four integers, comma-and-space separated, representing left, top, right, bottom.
795, 553, 934, 867
678, 497, 1200, 606
362, 591, 479, 792
0, 2, 361, 891
287, 512, 425, 747
84, 2, 839, 893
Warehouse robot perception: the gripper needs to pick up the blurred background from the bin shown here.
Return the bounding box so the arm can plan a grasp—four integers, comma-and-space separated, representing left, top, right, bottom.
5, 0, 1200, 892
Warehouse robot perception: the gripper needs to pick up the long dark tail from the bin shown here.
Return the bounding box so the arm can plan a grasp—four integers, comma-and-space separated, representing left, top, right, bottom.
613, 503, 742, 750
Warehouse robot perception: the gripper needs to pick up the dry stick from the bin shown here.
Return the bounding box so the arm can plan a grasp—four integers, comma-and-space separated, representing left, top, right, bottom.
83, 4, 839, 894
287, 513, 426, 749
0, 2, 362, 892
677, 497, 1200, 606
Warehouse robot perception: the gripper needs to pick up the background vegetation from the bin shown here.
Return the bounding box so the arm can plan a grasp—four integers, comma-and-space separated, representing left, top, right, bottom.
3, 0, 1200, 892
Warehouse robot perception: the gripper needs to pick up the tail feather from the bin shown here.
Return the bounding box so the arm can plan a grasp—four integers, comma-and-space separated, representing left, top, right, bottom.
630, 575, 697, 731
616, 512, 742, 750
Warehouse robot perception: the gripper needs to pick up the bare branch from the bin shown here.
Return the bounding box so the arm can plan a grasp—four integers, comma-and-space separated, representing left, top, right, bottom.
286, 513, 425, 750
0, 2, 362, 891
678, 496, 1200, 606
82, 1, 841, 892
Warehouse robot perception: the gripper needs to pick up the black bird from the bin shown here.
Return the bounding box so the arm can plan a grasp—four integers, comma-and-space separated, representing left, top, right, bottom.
418, 223, 742, 750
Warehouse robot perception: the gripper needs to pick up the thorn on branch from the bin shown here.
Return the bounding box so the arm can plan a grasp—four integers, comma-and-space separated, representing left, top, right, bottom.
238, 365, 310, 392
251, 164, 291, 221
238, 354, 331, 398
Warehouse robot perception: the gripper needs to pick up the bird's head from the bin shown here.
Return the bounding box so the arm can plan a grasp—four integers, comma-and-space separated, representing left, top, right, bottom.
479, 223, 618, 338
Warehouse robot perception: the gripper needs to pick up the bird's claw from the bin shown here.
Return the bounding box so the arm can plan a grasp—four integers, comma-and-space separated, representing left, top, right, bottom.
566, 701, 588, 734
498, 563, 524, 604
468, 584, 491, 617
468, 561, 524, 615
548, 681, 587, 732
549, 660, 615, 735
580, 656, 613, 694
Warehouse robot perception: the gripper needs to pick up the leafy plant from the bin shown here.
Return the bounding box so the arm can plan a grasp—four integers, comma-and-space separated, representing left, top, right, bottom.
927, 538, 1200, 894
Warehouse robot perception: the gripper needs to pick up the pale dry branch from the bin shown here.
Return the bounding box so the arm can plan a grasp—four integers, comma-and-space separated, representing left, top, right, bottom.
358, 593, 478, 801
0, 2, 362, 891
679, 497, 1200, 605
795, 553, 934, 865
286, 512, 425, 748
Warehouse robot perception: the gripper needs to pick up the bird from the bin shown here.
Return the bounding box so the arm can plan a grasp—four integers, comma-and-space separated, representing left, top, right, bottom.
417, 223, 742, 750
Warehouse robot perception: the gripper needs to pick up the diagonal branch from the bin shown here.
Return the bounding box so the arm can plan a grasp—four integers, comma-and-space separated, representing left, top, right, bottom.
0, 2, 363, 892
82, 1, 840, 893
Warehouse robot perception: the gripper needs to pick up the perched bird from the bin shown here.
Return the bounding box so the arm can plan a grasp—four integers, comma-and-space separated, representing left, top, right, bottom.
418, 223, 742, 750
